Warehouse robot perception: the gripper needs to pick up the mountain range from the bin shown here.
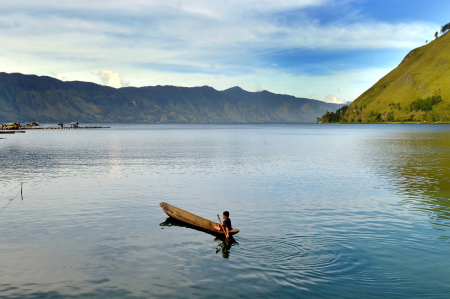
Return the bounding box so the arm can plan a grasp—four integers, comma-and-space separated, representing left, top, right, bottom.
0, 72, 342, 124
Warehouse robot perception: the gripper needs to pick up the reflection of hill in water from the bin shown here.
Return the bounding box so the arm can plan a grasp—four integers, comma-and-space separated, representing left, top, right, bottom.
364, 131, 450, 234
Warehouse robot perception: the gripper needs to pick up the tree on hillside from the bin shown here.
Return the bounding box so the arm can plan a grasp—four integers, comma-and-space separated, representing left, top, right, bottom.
435, 31, 438, 39
317, 105, 348, 123
441, 22, 450, 34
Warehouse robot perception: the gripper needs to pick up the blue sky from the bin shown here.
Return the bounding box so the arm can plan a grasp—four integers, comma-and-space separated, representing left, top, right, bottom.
1, 0, 449, 104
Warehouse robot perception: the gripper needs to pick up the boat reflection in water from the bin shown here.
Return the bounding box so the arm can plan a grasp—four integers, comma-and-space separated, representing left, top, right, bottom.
160, 217, 239, 259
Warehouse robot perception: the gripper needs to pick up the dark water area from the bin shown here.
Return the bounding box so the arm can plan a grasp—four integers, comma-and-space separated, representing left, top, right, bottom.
1, 124, 450, 298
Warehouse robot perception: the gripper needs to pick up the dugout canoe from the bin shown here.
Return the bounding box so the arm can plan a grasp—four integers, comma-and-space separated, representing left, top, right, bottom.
159, 202, 239, 236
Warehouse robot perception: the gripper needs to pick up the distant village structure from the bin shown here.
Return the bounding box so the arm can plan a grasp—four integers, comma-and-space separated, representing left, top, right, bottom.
4, 122, 21, 130
25, 122, 41, 127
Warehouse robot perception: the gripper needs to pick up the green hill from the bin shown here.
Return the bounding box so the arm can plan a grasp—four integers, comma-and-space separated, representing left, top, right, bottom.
0, 72, 342, 124
320, 31, 450, 123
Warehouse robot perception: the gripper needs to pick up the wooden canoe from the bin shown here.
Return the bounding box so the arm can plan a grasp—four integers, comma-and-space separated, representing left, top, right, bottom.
159, 202, 239, 236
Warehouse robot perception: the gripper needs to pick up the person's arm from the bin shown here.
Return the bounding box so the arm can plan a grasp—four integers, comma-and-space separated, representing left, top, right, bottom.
225, 227, 229, 239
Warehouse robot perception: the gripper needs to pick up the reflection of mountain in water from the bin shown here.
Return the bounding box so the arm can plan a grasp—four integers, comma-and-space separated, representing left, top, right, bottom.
364, 131, 450, 234
160, 217, 238, 259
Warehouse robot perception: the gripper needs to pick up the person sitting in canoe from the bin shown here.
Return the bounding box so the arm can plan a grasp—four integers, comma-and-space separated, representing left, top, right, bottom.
214, 211, 232, 238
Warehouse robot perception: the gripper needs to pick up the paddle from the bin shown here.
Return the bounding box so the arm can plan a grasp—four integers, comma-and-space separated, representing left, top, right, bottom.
217, 214, 229, 239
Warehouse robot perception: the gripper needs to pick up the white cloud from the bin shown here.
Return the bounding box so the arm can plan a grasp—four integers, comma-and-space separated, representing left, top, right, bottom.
0, 2, 436, 55
0, 0, 437, 100
0, 0, 327, 14
96, 70, 130, 88
51, 72, 65, 81
324, 94, 346, 104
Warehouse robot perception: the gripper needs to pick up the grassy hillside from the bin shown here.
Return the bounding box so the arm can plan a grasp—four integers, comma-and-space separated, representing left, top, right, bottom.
0, 73, 342, 124
321, 31, 450, 123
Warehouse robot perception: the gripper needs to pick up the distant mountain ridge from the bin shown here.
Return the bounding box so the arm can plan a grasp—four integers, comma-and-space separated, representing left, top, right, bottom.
0, 72, 342, 123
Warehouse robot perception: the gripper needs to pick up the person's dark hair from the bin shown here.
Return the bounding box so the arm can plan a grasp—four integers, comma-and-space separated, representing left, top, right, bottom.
223, 211, 229, 218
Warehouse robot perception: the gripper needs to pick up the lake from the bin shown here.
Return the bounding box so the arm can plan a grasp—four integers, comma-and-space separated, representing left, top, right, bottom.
1, 124, 450, 298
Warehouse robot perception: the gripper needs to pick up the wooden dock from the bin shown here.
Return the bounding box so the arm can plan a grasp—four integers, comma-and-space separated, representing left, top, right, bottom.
23, 126, 110, 130
0, 126, 109, 135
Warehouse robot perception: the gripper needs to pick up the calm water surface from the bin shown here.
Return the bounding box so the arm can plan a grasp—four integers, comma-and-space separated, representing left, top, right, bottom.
1, 124, 450, 298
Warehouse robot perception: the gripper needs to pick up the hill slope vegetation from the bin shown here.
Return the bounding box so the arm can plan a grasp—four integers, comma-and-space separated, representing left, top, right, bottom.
0, 72, 341, 123
319, 31, 450, 123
